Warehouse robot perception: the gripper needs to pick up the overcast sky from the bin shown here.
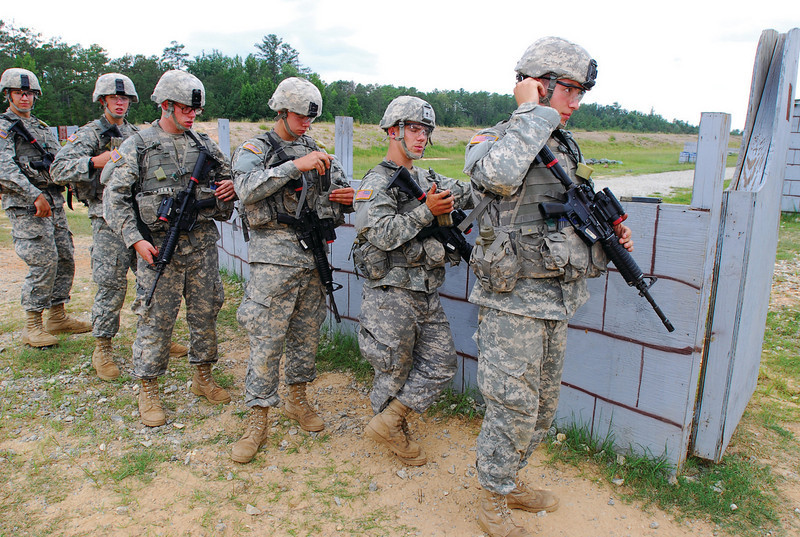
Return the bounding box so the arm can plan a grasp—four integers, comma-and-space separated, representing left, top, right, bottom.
5, 0, 799, 131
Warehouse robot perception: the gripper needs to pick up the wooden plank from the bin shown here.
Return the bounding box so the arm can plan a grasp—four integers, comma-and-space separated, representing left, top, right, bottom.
334, 116, 354, 180
554, 385, 596, 432
691, 113, 731, 210
639, 347, 698, 425
652, 205, 711, 287
217, 118, 231, 157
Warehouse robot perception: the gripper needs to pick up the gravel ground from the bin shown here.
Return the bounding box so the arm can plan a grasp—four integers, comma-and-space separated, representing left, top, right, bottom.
593, 167, 736, 199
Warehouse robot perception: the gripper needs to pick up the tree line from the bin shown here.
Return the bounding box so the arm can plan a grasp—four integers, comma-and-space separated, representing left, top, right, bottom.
0, 21, 698, 134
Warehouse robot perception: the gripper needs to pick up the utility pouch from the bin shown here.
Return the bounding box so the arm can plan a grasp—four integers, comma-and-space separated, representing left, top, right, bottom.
135, 190, 172, 233
469, 230, 521, 293
352, 241, 390, 280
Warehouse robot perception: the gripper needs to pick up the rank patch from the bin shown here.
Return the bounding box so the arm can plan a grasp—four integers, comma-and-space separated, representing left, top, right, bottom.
469, 133, 498, 145
242, 142, 262, 155
110, 149, 123, 163
355, 189, 373, 201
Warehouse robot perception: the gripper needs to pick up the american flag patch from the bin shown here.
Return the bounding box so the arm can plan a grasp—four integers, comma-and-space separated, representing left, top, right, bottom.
242, 142, 262, 155
0, 128, 8, 139
469, 133, 498, 145
110, 149, 123, 163
355, 189, 373, 201
67, 133, 78, 142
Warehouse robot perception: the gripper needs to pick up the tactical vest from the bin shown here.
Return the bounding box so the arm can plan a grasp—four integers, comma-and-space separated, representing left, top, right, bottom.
1, 112, 57, 190
243, 132, 327, 228
132, 127, 226, 233
73, 118, 137, 204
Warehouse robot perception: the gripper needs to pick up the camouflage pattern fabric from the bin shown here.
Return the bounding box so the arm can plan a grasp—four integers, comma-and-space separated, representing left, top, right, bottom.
236, 263, 325, 407
464, 102, 593, 495
103, 121, 231, 379
0, 110, 74, 311
90, 217, 136, 338
130, 228, 223, 378
354, 160, 472, 414
7, 206, 75, 311
358, 285, 457, 414
51, 115, 139, 338
51, 116, 139, 217
231, 131, 351, 408
473, 307, 567, 494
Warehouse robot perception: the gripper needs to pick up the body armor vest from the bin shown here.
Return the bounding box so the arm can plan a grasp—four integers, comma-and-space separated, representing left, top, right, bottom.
2, 112, 57, 190
74, 118, 137, 204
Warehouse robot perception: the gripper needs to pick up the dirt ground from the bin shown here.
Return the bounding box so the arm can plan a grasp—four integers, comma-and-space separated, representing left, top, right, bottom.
0, 232, 727, 537
0, 127, 798, 536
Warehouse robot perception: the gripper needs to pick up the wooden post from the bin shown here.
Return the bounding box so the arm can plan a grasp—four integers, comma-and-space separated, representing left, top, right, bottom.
335, 116, 354, 180
217, 118, 231, 157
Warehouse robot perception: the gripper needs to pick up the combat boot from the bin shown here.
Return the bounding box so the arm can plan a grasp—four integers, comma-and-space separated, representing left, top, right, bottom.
231, 406, 270, 464
191, 364, 231, 404
506, 477, 559, 512
92, 337, 120, 380
44, 303, 91, 335
139, 378, 165, 427
365, 399, 427, 466
284, 382, 324, 432
168, 341, 188, 358
477, 489, 532, 537
22, 310, 59, 348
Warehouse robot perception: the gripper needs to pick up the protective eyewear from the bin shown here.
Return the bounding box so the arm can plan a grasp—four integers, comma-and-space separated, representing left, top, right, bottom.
174, 102, 204, 116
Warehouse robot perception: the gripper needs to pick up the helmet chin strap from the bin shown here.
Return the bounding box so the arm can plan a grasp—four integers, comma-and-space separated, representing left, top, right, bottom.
397, 121, 425, 160
165, 102, 188, 132
540, 77, 558, 107
280, 111, 300, 139
104, 99, 126, 120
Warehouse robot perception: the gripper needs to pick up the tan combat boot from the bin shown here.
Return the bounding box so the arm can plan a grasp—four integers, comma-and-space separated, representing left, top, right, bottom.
231, 406, 270, 464
168, 341, 188, 358
44, 303, 91, 335
506, 477, 559, 512
191, 364, 231, 404
365, 399, 427, 466
477, 489, 532, 537
92, 337, 120, 380
139, 378, 166, 427
284, 382, 324, 432
22, 310, 59, 347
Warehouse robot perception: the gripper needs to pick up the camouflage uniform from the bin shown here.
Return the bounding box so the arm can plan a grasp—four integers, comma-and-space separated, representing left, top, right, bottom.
102, 120, 233, 378
0, 109, 74, 312
354, 161, 473, 413
51, 116, 139, 338
465, 104, 607, 495
232, 131, 350, 408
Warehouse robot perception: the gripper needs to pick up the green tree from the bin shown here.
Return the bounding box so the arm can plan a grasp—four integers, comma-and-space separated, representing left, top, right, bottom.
161, 41, 188, 70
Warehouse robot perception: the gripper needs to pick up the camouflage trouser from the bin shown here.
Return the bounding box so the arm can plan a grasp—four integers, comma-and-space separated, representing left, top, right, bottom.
358, 285, 457, 415
130, 242, 224, 379
237, 263, 326, 408
90, 216, 136, 338
7, 207, 75, 312
474, 306, 568, 495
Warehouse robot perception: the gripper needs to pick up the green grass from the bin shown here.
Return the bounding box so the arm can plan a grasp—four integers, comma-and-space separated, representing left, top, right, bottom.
316, 327, 373, 384
776, 213, 800, 261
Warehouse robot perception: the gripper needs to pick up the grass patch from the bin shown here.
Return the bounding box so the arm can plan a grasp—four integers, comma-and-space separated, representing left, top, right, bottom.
547, 423, 782, 537
776, 213, 800, 261
427, 386, 484, 419
316, 327, 373, 384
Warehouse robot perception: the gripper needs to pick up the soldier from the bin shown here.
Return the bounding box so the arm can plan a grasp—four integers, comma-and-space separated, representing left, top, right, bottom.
51, 73, 188, 381
0, 67, 91, 348
353, 96, 473, 466
103, 70, 235, 427
463, 37, 634, 537
230, 77, 353, 464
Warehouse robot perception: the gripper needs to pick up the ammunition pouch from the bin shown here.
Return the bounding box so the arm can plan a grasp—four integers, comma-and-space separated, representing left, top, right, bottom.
469, 231, 521, 293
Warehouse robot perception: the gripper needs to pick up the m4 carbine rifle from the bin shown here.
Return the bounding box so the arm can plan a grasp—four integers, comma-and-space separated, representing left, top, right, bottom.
388, 166, 473, 263
536, 145, 675, 332
276, 170, 343, 323
8, 119, 55, 172
144, 132, 219, 306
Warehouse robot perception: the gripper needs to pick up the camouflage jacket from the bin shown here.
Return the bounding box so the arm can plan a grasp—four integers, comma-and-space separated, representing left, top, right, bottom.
102, 120, 233, 252
51, 115, 139, 217
231, 130, 352, 268
354, 160, 473, 293
0, 109, 62, 211
464, 102, 596, 320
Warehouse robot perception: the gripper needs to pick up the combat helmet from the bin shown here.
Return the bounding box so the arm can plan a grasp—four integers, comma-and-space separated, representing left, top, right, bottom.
380, 96, 435, 160
93, 73, 139, 103
268, 77, 322, 118
515, 36, 597, 94
0, 68, 42, 95
151, 69, 205, 108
